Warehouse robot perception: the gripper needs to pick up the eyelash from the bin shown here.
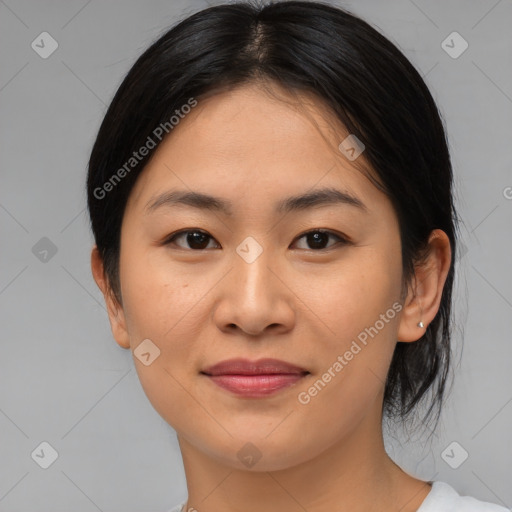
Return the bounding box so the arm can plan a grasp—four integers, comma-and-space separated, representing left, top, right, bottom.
162, 228, 350, 252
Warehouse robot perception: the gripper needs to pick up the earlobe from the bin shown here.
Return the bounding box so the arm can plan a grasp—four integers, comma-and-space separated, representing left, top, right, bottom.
90, 245, 131, 349
397, 229, 452, 343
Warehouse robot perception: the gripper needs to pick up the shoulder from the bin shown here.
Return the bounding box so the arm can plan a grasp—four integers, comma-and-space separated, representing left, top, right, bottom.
418, 481, 510, 512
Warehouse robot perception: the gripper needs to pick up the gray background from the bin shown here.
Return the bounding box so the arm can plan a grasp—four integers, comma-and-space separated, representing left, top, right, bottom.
1, 0, 511, 510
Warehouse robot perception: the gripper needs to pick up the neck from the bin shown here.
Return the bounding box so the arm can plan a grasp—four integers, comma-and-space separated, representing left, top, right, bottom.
176, 407, 432, 512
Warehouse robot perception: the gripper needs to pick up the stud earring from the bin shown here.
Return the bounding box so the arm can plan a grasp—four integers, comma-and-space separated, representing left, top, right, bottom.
418, 321, 424, 328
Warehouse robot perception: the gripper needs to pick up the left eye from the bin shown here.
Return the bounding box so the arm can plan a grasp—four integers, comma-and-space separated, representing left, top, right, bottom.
292, 230, 348, 250
163, 229, 349, 251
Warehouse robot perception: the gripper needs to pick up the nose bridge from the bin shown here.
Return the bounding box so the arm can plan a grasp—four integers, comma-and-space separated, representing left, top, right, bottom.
212, 233, 296, 336
233, 235, 275, 300
222, 235, 286, 332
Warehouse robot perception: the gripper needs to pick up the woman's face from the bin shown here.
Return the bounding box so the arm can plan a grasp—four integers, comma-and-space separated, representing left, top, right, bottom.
107, 82, 410, 471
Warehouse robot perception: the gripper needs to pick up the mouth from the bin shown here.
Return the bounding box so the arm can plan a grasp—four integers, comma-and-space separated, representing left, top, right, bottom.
200, 358, 310, 398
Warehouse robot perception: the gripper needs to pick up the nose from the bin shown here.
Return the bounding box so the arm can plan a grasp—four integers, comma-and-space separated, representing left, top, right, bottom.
212, 244, 296, 337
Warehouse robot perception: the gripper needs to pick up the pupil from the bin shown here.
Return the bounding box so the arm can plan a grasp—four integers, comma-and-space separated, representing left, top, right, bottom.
188, 231, 208, 249
308, 232, 327, 249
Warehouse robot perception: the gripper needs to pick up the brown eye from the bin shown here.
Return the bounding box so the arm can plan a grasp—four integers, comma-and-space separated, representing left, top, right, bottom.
292, 230, 349, 251
163, 228, 349, 252
164, 230, 219, 250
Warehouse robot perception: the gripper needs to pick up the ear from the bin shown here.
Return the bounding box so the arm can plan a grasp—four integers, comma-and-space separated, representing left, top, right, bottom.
91, 245, 130, 349
397, 229, 452, 342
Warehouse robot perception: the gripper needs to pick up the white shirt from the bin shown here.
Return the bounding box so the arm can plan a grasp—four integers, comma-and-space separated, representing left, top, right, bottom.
166, 481, 510, 512
417, 481, 509, 511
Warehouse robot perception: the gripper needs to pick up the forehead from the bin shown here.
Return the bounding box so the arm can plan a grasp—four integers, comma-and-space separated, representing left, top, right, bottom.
126, 82, 383, 216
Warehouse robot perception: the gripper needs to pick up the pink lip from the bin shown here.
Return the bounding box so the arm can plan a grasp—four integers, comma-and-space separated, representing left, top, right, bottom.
201, 358, 309, 398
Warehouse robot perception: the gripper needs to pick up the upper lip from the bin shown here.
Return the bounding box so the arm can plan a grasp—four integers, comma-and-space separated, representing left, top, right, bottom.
201, 358, 309, 376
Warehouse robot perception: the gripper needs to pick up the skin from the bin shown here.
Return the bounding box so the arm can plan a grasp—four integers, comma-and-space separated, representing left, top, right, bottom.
91, 81, 451, 512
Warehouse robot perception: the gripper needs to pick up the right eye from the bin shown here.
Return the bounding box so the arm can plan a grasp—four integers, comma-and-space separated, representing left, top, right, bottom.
163, 229, 220, 250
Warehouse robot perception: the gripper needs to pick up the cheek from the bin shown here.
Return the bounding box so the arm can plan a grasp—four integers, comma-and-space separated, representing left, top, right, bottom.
119, 243, 206, 341
291, 252, 402, 428
298, 249, 402, 343
118, 247, 207, 422
295, 248, 403, 409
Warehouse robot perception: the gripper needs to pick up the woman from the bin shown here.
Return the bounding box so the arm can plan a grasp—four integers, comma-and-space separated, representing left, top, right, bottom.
86, 1, 508, 511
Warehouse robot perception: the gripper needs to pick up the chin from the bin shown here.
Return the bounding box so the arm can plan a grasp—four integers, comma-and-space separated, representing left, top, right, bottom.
203, 430, 317, 472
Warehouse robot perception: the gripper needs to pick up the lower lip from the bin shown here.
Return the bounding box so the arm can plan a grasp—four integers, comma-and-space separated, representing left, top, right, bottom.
205, 373, 306, 397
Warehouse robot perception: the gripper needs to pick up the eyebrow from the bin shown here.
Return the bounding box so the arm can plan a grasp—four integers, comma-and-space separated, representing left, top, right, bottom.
144, 186, 368, 216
